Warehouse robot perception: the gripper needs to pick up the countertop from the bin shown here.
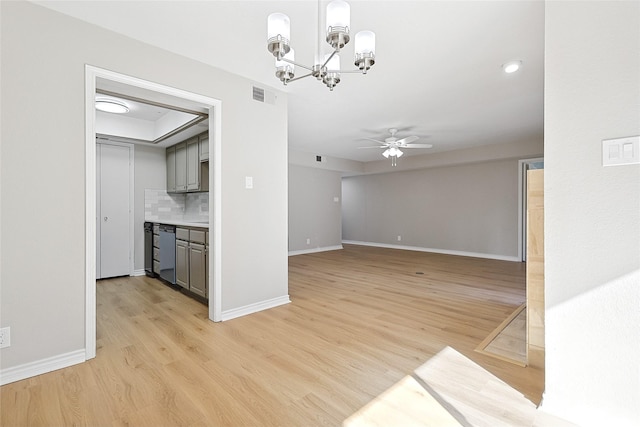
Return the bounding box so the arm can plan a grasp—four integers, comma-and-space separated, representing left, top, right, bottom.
147, 219, 209, 229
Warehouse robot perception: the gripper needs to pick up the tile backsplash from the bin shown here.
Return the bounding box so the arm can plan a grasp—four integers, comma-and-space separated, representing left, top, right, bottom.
145, 189, 208, 222
185, 193, 209, 221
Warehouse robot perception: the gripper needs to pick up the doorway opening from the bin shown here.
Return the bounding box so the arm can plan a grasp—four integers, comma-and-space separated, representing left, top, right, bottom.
85, 66, 222, 360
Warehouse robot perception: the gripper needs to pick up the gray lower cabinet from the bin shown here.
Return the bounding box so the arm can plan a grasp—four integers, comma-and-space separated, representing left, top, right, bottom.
189, 243, 206, 298
176, 238, 189, 289
175, 227, 207, 299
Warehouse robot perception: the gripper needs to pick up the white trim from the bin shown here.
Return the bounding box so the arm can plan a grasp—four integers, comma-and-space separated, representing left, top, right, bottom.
85, 66, 223, 363
342, 240, 520, 262
132, 269, 146, 277
210, 106, 223, 322
518, 157, 544, 261
0, 350, 85, 386
85, 70, 97, 360
288, 245, 343, 256
221, 295, 291, 321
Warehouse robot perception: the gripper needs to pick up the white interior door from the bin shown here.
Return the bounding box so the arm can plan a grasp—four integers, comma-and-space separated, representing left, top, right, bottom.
97, 143, 132, 279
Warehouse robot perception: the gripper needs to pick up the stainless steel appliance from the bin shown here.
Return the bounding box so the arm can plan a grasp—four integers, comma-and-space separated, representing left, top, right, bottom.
144, 222, 155, 277
159, 224, 176, 284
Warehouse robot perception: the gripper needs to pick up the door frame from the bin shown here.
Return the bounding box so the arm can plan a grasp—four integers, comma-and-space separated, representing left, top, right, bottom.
96, 141, 135, 279
517, 157, 544, 262
85, 65, 223, 360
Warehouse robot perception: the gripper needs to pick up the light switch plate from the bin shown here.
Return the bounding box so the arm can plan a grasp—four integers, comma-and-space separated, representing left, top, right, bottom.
603, 136, 640, 166
245, 176, 253, 189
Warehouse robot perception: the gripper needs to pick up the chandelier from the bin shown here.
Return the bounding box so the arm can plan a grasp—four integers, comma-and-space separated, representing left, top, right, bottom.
266, 0, 376, 91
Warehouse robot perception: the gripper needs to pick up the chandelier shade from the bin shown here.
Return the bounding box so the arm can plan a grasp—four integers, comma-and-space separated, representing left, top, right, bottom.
326, 0, 350, 29
354, 30, 375, 71
275, 49, 295, 83
355, 30, 375, 55
267, 13, 291, 59
323, 53, 341, 90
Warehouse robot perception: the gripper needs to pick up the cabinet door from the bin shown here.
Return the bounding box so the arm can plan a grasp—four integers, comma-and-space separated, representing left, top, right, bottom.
186, 137, 200, 191
166, 146, 176, 192
175, 142, 187, 192
189, 243, 207, 298
176, 239, 189, 289
199, 135, 209, 161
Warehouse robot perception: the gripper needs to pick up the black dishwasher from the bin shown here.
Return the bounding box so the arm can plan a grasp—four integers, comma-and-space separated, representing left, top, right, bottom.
159, 224, 176, 284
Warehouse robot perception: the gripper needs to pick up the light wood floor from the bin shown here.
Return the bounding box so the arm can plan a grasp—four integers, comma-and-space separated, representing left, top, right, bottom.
476, 304, 527, 366
1, 244, 544, 426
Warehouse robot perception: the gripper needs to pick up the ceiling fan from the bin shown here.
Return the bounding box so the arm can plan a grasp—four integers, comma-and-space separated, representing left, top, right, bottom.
359, 128, 433, 166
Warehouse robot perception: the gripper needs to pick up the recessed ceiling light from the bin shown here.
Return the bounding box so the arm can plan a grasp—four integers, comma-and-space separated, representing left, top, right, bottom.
95, 99, 129, 114
502, 60, 522, 74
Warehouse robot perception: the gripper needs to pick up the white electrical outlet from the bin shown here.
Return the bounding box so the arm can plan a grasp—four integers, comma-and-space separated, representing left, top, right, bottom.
397, 235, 402, 241
306, 238, 311, 245
0, 327, 10, 349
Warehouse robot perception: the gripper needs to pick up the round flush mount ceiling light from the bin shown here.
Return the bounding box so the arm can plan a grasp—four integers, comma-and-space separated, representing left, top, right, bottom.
95, 98, 129, 114
502, 60, 522, 74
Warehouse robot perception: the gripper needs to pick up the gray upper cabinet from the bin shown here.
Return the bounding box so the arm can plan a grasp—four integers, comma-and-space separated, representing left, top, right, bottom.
199, 134, 209, 161
175, 142, 187, 192
186, 137, 200, 191
166, 146, 176, 193
166, 132, 208, 193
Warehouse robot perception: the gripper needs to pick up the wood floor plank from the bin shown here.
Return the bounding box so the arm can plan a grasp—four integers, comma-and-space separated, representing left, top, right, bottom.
1, 244, 543, 426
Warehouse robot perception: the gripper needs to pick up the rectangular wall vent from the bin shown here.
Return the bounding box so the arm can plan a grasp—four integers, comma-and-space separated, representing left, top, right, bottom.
252, 86, 265, 102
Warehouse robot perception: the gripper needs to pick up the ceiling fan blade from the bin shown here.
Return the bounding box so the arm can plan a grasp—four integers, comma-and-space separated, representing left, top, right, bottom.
395, 135, 419, 145
357, 146, 388, 149
404, 143, 433, 148
361, 137, 388, 145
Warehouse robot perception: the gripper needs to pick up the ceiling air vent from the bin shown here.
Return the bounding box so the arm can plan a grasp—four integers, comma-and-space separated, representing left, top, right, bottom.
252, 86, 265, 103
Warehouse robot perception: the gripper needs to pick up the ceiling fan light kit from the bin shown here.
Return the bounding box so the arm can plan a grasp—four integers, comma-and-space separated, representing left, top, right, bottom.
267, 0, 376, 91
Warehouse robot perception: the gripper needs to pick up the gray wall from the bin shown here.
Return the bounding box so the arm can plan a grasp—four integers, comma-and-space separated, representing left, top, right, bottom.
133, 144, 167, 271
288, 164, 342, 253
543, 2, 640, 426
1, 2, 288, 371
342, 158, 521, 259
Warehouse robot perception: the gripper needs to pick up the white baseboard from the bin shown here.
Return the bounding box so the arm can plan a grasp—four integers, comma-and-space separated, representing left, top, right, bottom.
342, 240, 520, 262
288, 245, 343, 256
132, 269, 146, 277
221, 295, 291, 321
0, 349, 86, 386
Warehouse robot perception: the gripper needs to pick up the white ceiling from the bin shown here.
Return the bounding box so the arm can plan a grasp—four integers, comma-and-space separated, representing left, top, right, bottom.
35, 0, 544, 163
94, 80, 209, 147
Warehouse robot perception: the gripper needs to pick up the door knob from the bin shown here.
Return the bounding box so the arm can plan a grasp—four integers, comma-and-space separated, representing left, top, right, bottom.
104, 216, 108, 222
